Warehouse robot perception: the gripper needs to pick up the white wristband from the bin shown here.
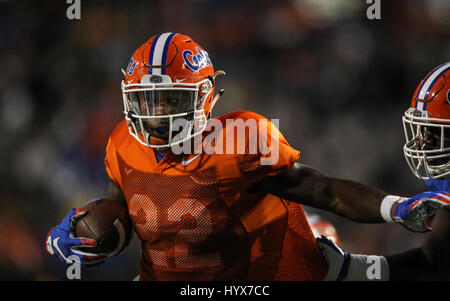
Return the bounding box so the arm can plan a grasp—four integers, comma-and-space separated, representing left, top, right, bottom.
380, 195, 401, 224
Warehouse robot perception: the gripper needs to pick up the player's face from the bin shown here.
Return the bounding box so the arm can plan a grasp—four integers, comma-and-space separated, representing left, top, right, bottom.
416, 126, 450, 166
130, 90, 195, 140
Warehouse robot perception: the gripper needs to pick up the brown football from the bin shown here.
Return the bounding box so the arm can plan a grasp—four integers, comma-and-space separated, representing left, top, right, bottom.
74, 199, 132, 256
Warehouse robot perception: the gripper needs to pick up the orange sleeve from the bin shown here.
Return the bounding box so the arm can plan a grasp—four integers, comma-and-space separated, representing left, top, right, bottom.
234, 111, 300, 184
259, 116, 300, 176
215, 111, 300, 205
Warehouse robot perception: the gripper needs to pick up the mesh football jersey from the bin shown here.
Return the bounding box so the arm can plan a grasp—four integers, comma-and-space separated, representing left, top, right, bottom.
105, 111, 328, 280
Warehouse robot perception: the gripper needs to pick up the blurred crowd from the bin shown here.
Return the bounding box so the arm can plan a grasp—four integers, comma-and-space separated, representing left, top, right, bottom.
0, 0, 448, 280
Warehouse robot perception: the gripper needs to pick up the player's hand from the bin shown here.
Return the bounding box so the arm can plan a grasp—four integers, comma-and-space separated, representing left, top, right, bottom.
389, 192, 450, 232
316, 236, 350, 281
45, 208, 107, 266
316, 236, 389, 281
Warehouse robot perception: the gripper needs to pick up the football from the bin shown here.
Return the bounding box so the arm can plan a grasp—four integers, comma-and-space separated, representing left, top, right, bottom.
74, 199, 132, 256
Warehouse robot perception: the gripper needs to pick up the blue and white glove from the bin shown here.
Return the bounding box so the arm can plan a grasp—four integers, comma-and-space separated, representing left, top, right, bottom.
381, 192, 450, 232
46, 208, 106, 266
316, 236, 389, 281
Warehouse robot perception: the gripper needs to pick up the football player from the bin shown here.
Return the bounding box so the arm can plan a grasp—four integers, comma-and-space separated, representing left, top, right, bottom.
316, 63, 450, 281
46, 33, 449, 280
386, 63, 450, 280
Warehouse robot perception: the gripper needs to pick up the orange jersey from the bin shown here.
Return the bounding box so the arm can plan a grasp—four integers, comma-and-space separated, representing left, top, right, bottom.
105, 111, 327, 281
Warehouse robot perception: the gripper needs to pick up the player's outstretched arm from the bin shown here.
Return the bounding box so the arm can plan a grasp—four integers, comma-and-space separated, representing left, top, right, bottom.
250, 162, 450, 230
250, 162, 387, 223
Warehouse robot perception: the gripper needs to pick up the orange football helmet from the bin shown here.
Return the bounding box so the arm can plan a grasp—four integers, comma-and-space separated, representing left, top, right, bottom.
403, 62, 450, 179
121, 32, 224, 149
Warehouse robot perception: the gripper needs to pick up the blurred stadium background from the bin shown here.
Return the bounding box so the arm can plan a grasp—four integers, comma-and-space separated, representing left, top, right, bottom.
0, 0, 448, 280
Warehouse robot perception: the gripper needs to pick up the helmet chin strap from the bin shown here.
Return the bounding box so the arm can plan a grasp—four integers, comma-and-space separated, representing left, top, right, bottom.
147, 135, 171, 151
210, 89, 224, 112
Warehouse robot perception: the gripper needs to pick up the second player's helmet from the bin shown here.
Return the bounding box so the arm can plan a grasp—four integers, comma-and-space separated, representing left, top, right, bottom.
403, 62, 450, 179
121, 33, 222, 149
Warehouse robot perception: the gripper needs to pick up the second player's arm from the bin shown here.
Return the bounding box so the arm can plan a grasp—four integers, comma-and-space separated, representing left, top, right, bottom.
250, 162, 387, 223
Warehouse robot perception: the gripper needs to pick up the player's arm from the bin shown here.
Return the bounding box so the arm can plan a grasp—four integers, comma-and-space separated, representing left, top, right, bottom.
250, 162, 450, 230
250, 162, 387, 223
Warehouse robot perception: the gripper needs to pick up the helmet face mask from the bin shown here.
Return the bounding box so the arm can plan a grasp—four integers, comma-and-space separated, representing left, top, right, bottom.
122, 76, 212, 149
120, 33, 218, 150
403, 108, 450, 179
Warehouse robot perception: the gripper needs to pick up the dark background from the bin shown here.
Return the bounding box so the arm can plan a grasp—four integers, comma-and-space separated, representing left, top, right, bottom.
0, 0, 448, 280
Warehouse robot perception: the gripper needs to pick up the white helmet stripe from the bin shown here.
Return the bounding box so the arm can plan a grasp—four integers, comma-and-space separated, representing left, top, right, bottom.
150, 32, 174, 75
416, 101, 424, 111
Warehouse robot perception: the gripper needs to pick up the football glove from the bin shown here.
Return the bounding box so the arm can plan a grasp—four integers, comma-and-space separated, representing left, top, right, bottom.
381, 192, 450, 232
46, 208, 107, 266
316, 236, 389, 281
